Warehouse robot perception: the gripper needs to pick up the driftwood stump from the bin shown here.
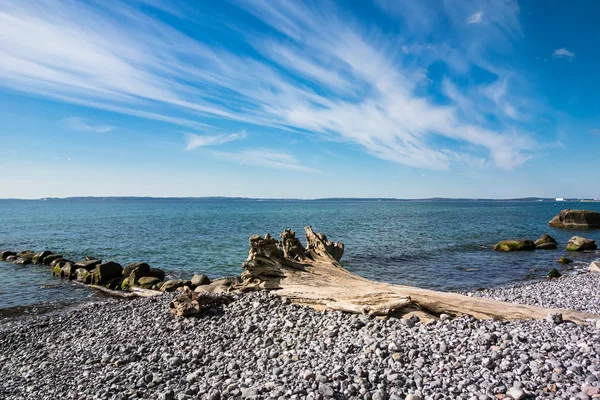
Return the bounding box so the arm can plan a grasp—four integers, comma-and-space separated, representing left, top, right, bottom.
231, 226, 598, 324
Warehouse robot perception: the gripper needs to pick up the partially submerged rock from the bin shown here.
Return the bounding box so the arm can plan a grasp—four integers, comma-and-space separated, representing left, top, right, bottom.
566, 236, 597, 251
493, 239, 536, 252
13, 257, 32, 265
43, 254, 63, 265
547, 268, 562, 279
74, 259, 102, 271
535, 234, 558, 250
32, 250, 53, 264
558, 256, 573, 265
0, 250, 17, 260
549, 209, 600, 229
588, 261, 600, 273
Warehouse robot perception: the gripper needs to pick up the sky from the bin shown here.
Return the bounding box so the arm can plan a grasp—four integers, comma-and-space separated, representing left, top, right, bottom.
1, 0, 599, 199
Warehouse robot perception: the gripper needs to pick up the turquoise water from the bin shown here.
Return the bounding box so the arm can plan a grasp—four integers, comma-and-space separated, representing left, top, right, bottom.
1, 199, 599, 315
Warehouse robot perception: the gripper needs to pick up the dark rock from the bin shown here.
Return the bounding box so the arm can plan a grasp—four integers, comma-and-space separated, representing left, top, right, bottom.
148, 267, 166, 281
18, 250, 36, 259
74, 259, 102, 271
547, 268, 561, 279
13, 257, 32, 265
43, 254, 63, 265
123, 262, 150, 278
566, 236, 597, 252
191, 274, 211, 286
535, 234, 558, 249
5, 255, 17, 262
32, 250, 53, 264
105, 277, 124, 290
549, 209, 600, 229
558, 256, 573, 265
493, 239, 536, 252
92, 262, 123, 285
0, 250, 17, 260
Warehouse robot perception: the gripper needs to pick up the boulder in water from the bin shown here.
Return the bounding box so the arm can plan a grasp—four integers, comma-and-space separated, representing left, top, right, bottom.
43, 254, 63, 265
558, 256, 573, 265
60, 262, 77, 280
566, 236, 597, 251
547, 268, 562, 279
92, 262, 123, 285
32, 250, 53, 264
493, 239, 536, 252
588, 261, 600, 273
191, 274, 211, 286
13, 257, 32, 265
74, 259, 102, 271
5, 255, 17, 262
549, 209, 600, 229
75, 268, 91, 284
535, 234, 558, 250
0, 251, 16, 260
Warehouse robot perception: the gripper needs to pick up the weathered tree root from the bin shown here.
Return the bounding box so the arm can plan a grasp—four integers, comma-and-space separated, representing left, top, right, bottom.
229, 226, 599, 324
169, 290, 235, 317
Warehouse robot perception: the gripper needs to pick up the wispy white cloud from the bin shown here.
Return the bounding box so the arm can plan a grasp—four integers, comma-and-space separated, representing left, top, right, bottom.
62, 117, 115, 133
467, 11, 484, 24
208, 148, 321, 173
553, 48, 575, 60
0, 0, 536, 171
185, 131, 246, 150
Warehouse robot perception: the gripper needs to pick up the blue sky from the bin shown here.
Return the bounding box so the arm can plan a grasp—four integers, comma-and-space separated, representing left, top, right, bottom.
1, 0, 599, 199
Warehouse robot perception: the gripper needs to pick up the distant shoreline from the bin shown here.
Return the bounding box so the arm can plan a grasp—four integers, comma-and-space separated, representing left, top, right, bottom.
1, 196, 599, 202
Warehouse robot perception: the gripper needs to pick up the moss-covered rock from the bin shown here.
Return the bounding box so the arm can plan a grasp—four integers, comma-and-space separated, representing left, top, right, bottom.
547, 268, 561, 279
534, 234, 558, 250
566, 236, 597, 251
32, 250, 53, 264
558, 256, 573, 265
120, 277, 133, 291
13, 257, 32, 265
75, 268, 91, 284
137, 276, 162, 288
52, 264, 62, 277
60, 262, 77, 280
493, 239, 536, 252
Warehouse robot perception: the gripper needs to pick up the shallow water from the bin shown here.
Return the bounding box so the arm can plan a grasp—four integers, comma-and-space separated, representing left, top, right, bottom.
1, 198, 599, 314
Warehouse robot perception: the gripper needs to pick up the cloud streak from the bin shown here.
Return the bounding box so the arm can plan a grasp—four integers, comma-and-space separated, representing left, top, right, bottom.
185, 131, 246, 150
467, 11, 484, 24
62, 117, 115, 133
553, 48, 575, 60
0, 0, 536, 171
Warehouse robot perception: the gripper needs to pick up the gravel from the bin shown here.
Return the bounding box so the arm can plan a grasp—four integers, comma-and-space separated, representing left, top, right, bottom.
467, 271, 600, 315
2, 273, 600, 399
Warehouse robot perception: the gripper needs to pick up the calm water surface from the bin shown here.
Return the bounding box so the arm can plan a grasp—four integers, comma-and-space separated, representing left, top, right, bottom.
1, 199, 599, 315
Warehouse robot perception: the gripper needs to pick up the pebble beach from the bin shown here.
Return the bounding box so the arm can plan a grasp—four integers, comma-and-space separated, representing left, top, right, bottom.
3, 271, 600, 400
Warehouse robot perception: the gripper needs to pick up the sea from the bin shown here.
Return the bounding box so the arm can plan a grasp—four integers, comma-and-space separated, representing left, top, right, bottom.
1, 198, 599, 318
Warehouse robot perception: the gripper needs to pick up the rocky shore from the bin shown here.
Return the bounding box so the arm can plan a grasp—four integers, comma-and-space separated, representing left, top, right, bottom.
2, 272, 600, 400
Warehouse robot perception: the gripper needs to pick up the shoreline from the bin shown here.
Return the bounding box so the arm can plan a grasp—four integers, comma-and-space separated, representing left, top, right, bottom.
2, 273, 600, 399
